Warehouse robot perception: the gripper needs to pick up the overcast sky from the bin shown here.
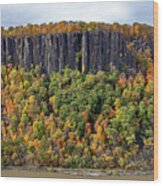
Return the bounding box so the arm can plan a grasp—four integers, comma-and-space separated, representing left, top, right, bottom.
1, 1, 154, 28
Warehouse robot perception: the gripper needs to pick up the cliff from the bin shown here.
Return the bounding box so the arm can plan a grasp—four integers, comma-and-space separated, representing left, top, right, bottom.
1, 30, 150, 75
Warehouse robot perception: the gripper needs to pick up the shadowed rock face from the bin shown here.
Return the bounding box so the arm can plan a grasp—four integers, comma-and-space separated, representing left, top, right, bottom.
1, 30, 146, 75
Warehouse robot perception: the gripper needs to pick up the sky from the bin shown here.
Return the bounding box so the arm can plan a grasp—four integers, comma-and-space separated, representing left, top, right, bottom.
0, 1, 154, 28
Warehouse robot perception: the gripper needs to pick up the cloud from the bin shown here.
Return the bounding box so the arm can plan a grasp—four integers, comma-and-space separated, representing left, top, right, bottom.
1, 1, 154, 28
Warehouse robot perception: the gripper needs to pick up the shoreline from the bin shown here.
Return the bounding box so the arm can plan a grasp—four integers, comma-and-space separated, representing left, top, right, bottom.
1, 167, 154, 180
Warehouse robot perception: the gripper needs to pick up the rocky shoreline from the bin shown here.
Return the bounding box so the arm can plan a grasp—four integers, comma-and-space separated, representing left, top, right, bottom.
1, 166, 154, 180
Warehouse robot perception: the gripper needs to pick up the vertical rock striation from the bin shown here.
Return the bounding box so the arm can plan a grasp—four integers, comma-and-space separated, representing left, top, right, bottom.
1, 30, 140, 75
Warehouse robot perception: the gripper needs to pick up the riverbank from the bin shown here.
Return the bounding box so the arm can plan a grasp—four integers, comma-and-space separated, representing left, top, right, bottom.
1, 167, 154, 180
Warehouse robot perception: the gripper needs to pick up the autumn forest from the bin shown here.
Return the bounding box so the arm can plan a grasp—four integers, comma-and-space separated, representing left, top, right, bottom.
1, 21, 154, 174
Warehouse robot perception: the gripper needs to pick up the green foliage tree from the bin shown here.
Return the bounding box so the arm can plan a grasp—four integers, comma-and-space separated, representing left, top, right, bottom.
1, 58, 154, 170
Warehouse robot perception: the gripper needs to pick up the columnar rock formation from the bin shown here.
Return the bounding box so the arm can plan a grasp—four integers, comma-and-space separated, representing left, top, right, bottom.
1, 30, 136, 75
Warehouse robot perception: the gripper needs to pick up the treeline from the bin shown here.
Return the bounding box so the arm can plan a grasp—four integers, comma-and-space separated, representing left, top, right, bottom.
2, 21, 153, 39
1, 58, 154, 169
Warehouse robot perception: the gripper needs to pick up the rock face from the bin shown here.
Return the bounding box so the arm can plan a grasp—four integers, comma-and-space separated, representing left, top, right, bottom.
1, 30, 139, 75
